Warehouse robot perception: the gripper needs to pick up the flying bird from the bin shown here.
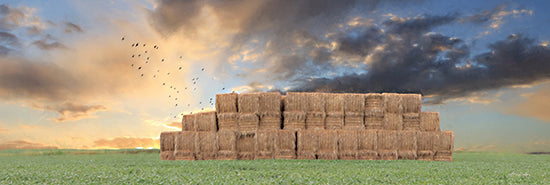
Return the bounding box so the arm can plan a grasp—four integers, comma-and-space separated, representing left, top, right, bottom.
121, 37, 124, 41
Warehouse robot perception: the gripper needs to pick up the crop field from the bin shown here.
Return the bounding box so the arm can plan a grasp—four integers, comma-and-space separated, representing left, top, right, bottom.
1, 150, 549, 184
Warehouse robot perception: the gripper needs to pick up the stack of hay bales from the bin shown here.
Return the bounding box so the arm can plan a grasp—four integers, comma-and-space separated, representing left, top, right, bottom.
317, 130, 338, 160
174, 131, 195, 160
383, 93, 403, 130
160, 131, 177, 160
337, 130, 358, 160
402, 94, 422, 130
275, 130, 296, 159
357, 130, 377, 160
238, 93, 260, 133
434, 131, 454, 161
216, 93, 238, 130
325, 94, 344, 129
259, 92, 282, 130
344, 94, 365, 130
365, 93, 384, 130
306, 93, 326, 130
283, 92, 307, 131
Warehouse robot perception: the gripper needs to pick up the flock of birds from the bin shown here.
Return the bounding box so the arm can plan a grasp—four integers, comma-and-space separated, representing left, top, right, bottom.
122, 36, 228, 118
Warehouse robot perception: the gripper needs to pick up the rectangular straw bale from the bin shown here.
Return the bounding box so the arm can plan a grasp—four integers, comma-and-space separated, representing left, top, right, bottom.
434, 131, 454, 161
401, 94, 422, 113
357, 130, 378, 160
216, 93, 238, 113
259, 92, 282, 112
377, 130, 398, 160
238, 113, 259, 134
195, 131, 218, 160
160, 131, 177, 160
236, 132, 256, 160
275, 130, 296, 159
325, 112, 344, 129
217, 130, 237, 160
217, 113, 238, 130
259, 112, 282, 130
365, 93, 384, 112
365, 110, 384, 130
318, 130, 338, 160
307, 93, 326, 112
337, 130, 358, 160
325, 94, 344, 112
238, 93, 260, 113
344, 93, 365, 113
175, 131, 195, 160
417, 132, 435, 160
297, 130, 318, 159
398, 131, 418, 160
344, 112, 364, 130
306, 112, 326, 130
284, 92, 308, 112
383, 93, 403, 114
403, 113, 420, 130
384, 113, 403, 130
194, 111, 217, 132
420, 112, 440, 131
181, 114, 195, 131
283, 111, 306, 131
255, 130, 277, 159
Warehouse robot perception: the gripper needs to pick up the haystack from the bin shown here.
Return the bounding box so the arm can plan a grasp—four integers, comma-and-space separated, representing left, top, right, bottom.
181, 114, 195, 131
195, 131, 218, 160
236, 132, 256, 160
417, 131, 435, 160
194, 111, 217, 132
434, 131, 454, 161
397, 131, 418, 160
238, 93, 260, 113
344, 93, 365, 113
297, 130, 318, 159
217, 113, 238, 130
217, 130, 237, 160
255, 130, 276, 159
317, 130, 338, 160
275, 130, 296, 159
384, 113, 403, 130
307, 93, 326, 112
160, 131, 177, 160
238, 113, 259, 133
337, 130, 358, 160
306, 112, 326, 130
174, 131, 195, 160
325, 112, 344, 129
357, 130, 378, 160
383, 93, 403, 114
259, 111, 282, 130
284, 92, 308, 112
377, 130, 398, 160
365, 93, 384, 112
344, 112, 364, 130
216, 93, 238, 113
402, 113, 420, 130
259, 92, 282, 113
364, 110, 384, 130
401, 94, 421, 113
325, 93, 344, 112
283, 111, 306, 131
420, 112, 440, 131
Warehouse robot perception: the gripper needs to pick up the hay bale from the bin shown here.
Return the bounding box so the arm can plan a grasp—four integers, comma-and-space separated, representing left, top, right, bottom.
365, 93, 384, 111
216, 93, 238, 113
275, 130, 296, 159
384, 113, 403, 130
217, 113, 238, 130
217, 130, 237, 160
337, 130, 358, 160
238, 93, 260, 113
344, 93, 365, 113
403, 113, 420, 130
181, 114, 195, 131
259, 112, 282, 130
255, 130, 276, 159
365, 110, 384, 130
306, 112, 325, 130
285, 92, 308, 112
377, 130, 398, 160
383, 93, 402, 114
420, 112, 440, 131
325, 94, 344, 112
236, 132, 256, 160
238, 113, 259, 133
174, 131, 195, 160
297, 130, 318, 159
160, 131, 177, 160
325, 112, 344, 129
434, 131, 454, 161
307, 93, 326, 112
398, 131, 418, 160
195, 132, 218, 160
417, 131, 435, 160
344, 112, 364, 130
194, 111, 217, 132
260, 92, 282, 113
318, 130, 338, 160
357, 130, 378, 160
283, 111, 306, 131
401, 94, 422, 113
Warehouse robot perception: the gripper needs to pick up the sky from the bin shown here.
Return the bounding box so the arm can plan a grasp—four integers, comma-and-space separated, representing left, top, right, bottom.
0, 0, 550, 152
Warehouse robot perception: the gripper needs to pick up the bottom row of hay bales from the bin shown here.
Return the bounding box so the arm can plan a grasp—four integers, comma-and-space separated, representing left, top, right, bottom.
160, 130, 453, 161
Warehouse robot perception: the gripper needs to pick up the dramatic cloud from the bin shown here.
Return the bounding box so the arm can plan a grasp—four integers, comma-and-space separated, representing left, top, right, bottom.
42, 102, 108, 122
0, 31, 19, 55
92, 137, 159, 149
0, 140, 58, 150
459, 4, 533, 29
63, 22, 83, 33
507, 86, 550, 122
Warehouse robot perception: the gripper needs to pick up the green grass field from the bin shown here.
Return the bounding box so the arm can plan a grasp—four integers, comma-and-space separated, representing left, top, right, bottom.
1, 150, 549, 184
